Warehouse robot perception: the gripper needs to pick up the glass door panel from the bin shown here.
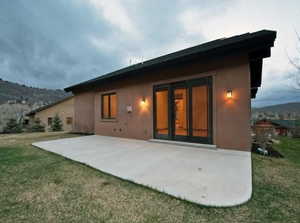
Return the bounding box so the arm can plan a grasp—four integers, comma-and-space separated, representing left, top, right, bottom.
192, 86, 208, 137
155, 90, 169, 135
174, 88, 188, 136
154, 76, 212, 144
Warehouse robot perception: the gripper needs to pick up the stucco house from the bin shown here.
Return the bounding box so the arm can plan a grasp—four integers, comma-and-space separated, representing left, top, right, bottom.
64, 30, 276, 151
27, 96, 74, 132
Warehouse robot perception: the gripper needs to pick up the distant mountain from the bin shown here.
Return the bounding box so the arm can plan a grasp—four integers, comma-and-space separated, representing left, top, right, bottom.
0, 78, 70, 105
252, 102, 300, 114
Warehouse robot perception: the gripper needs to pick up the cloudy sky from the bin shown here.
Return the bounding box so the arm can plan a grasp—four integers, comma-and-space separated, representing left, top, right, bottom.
0, 0, 300, 107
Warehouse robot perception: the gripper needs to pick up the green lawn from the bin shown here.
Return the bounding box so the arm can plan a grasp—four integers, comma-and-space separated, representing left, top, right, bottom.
0, 133, 299, 223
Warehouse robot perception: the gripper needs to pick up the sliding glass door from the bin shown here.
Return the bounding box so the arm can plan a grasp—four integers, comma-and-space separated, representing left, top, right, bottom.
154, 88, 169, 139
153, 77, 212, 144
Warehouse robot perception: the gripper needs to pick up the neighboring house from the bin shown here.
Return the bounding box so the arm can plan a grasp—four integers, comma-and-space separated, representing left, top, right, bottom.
253, 119, 298, 136
64, 30, 276, 151
27, 96, 74, 132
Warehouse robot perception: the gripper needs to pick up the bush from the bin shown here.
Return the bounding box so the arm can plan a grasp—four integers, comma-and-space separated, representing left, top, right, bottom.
253, 127, 275, 150
3, 119, 23, 133
50, 114, 63, 132
29, 118, 45, 132
292, 126, 300, 138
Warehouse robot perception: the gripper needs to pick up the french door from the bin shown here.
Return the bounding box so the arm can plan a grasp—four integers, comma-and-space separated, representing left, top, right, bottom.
153, 77, 212, 144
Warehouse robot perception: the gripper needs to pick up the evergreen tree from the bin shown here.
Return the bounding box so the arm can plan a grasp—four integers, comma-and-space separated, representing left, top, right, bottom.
3, 119, 22, 133
30, 118, 45, 132
50, 114, 63, 131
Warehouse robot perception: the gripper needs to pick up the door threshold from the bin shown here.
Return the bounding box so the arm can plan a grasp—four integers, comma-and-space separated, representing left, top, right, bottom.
149, 139, 217, 149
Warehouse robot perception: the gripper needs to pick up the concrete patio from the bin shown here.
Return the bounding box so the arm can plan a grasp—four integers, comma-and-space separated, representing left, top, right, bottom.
33, 135, 252, 207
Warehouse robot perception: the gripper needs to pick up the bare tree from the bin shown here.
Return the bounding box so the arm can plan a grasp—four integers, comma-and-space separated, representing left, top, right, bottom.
288, 31, 300, 89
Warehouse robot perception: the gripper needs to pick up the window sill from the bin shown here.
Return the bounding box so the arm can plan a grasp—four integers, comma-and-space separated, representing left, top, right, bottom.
100, 119, 118, 123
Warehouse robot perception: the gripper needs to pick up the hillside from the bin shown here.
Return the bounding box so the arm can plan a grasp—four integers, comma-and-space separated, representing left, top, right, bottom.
252, 102, 300, 114
0, 78, 70, 105
0, 78, 71, 132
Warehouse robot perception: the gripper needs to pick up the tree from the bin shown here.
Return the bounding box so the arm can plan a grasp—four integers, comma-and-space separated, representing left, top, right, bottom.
29, 118, 45, 132
292, 120, 300, 138
253, 126, 275, 155
289, 31, 300, 89
50, 114, 63, 131
3, 118, 22, 133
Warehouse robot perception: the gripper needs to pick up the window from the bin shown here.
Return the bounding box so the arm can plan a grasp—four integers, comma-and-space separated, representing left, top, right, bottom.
102, 93, 117, 119
48, 117, 53, 126
66, 117, 73, 125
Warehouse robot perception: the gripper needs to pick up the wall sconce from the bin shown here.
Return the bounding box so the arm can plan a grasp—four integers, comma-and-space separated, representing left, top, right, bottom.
140, 96, 149, 112
141, 96, 146, 105
226, 89, 233, 99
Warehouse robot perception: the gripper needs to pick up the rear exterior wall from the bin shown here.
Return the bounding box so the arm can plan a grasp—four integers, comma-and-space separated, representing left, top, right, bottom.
73, 54, 252, 151
73, 91, 95, 134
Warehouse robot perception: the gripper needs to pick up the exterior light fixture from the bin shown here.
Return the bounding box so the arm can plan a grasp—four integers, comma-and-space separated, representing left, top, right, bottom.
226, 89, 233, 99
140, 96, 148, 112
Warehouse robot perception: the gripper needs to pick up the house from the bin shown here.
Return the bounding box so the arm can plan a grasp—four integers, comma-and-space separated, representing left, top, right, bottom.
27, 96, 74, 132
64, 30, 276, 151
253, 119, 298, 136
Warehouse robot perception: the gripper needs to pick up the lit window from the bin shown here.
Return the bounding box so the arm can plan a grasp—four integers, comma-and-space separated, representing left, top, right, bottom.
102, 93, 117, 119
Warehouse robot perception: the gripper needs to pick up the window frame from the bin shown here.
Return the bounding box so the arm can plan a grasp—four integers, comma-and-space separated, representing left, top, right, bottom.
101, 92, 117, 120
153, 76, 212, 144
66, 117, 73, 125
48, 117, 53, 126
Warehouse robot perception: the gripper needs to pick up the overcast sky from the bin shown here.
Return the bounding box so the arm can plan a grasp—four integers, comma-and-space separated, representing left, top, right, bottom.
0, 0, 300, 107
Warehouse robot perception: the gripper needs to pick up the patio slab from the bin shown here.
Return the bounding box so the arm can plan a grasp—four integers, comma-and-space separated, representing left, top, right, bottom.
33, 135, 252, 207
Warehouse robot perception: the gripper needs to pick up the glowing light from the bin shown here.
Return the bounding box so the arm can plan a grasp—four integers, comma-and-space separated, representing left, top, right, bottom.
141, 97, 146, 105
140, 97, 148, 112
226, 90, 233, 99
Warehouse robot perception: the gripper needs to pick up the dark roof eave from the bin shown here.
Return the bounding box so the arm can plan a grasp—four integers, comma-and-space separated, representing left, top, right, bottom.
65, 30, 276, 92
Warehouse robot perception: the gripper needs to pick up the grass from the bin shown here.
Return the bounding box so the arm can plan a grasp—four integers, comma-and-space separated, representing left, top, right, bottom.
0, 132, 299, 223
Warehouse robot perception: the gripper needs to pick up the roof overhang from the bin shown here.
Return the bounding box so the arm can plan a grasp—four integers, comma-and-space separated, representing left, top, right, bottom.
65, 30, 276, 98
26, 95, 73, 116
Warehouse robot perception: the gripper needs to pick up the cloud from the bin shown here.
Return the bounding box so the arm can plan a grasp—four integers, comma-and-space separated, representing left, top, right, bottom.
253, 68, 300, 107
88, 0, 141, 40
0, 0, 123, 88
0, 0, 299, 106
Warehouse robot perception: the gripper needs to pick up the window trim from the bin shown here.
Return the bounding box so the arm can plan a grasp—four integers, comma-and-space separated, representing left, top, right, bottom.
66, 117, 73, 125
101, 92, 117, 120
48, 117, 53, 126
153, 76, 213, 144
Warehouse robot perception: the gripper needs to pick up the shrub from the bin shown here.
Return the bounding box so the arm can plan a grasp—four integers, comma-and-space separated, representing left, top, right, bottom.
292, 126, 300, 138
50, 114, 63, 132
253, 127, 275, 150
3, 119, 23, 133
29, 118, 45, 132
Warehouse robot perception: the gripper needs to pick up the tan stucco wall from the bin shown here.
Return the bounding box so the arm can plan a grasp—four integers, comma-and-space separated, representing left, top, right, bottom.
73, 54, 252, 151
214, 60, 251, 150
32, 97, 74, 132
73, 91, 95, 134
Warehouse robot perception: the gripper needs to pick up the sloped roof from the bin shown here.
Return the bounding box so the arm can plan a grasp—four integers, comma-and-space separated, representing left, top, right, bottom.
27, 96, 73, 116
271, 120, 299, 129
65, 30, 276, 98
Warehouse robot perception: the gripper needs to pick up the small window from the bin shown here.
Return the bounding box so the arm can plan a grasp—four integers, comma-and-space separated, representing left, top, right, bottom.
66, 117, 73, 125
102, 93, 117, 119
48, 117, 53, 126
